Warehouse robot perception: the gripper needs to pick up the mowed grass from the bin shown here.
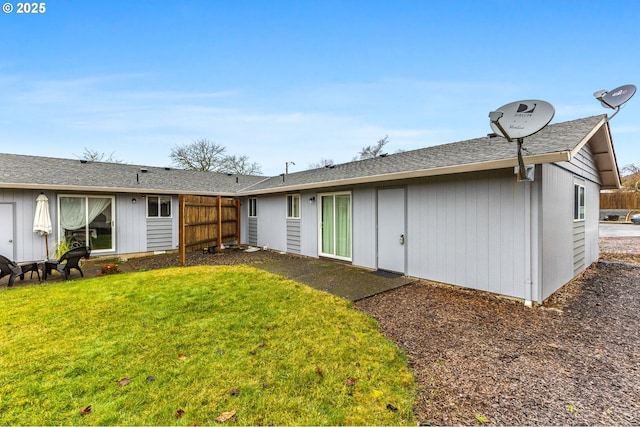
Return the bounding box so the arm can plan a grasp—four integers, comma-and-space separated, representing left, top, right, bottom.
0, 265, 415, 425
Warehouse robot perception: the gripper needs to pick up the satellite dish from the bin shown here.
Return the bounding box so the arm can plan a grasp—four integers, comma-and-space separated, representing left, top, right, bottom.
488, 100, 555, 141
594, 84, 636, 110
488, 99, 555, 183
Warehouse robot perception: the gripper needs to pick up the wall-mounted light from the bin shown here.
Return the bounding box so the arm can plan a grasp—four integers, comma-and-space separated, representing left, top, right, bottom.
132, 198, 137, 204
309, 196, 316, 203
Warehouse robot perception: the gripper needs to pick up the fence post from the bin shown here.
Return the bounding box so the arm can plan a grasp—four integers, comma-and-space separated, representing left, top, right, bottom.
236, 198, 241, 246
217, 195, 222, 253
179, 194, 186, 266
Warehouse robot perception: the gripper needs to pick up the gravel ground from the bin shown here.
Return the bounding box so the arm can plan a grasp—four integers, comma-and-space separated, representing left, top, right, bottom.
114, 242, 640, 425
356, 239, 640, 425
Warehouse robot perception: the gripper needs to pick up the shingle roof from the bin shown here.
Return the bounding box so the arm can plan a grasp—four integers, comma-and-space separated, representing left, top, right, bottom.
238, 115, 616, 194
0, 154, 265, 195
0, 115, 618, 195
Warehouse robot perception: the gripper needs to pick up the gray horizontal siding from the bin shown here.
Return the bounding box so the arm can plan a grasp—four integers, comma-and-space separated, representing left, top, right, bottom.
248, 217, 258, 246
556, 143, 601, 184
286, 219, 301, 254
573, 221, 586, 275
147, 217, 173, 251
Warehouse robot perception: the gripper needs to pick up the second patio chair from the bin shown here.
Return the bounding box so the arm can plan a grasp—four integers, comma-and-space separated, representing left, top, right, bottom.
44, 246, 91, 280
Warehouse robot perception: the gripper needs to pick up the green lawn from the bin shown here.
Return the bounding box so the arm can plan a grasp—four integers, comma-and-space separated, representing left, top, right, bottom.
0, 265, 415, 426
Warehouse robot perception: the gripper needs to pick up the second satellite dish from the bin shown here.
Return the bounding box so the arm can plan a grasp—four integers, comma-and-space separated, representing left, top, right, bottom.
489, 100, 555, 140
594, 84, 636, 109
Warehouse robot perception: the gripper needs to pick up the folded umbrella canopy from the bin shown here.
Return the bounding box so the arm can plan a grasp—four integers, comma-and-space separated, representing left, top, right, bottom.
33, 193, 52, 259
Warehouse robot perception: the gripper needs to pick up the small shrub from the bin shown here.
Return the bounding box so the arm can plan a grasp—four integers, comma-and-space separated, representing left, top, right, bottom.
475, 414, 489, 424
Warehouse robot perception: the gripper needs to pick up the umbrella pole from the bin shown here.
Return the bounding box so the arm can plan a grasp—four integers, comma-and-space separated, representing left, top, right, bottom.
45, 234, 49, 259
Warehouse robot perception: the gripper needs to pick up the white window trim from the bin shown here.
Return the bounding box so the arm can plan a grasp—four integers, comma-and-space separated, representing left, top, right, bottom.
317, 191, 352, 262
57, 194, 116, 254
248, 198, 257, 218
574, 184, 585, 221
146, 195, 173, 219
286, 194, 301, 219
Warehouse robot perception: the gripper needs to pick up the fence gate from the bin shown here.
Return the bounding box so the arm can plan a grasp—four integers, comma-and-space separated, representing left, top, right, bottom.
179, 195, 241, 265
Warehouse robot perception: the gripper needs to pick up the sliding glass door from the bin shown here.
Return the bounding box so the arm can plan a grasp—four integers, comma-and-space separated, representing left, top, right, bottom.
58, 195, 115, 253
319, 192, 351, 260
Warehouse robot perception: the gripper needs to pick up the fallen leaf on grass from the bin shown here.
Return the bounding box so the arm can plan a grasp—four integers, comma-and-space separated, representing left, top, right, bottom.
230, 388, 240, 396
346, 377, 358, 387
175, 408, 185, 419
145, 376, 156, 383
216, 410, 237, 422
80, 405, 92, 417
118, 377, 131, 387
178, 353, 188, 360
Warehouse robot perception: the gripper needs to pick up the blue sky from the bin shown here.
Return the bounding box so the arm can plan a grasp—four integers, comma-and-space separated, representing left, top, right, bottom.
1, 0, 639, 176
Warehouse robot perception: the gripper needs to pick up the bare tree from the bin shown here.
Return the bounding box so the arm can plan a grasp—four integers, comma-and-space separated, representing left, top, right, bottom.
621, 163, 640, 191
75, 147, 123, 163
308, 158, 335, 169
353, 135, 389, 161
170, 139, 262, 175
170, 139, 227, 172
221, 154, 262, 175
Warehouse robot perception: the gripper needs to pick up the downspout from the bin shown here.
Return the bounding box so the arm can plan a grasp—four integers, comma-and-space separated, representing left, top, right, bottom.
524, 179, 533, 307
524, 167, 540, 306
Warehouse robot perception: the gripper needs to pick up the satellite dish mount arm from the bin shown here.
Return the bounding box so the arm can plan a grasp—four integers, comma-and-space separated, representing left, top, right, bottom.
489, 111, 527, 180
516, 138, 527, 181
489, 111, 513, 142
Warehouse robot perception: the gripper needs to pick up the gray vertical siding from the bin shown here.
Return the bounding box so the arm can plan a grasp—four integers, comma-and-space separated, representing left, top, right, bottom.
352, 187, 376, 269
300, 191, 318, 257
540, 164, 581, 301
0, 189, 57, 262
406, 169, 530, 300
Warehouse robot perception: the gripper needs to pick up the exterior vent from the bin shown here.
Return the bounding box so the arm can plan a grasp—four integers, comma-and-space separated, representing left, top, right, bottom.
140, 168, 148, 173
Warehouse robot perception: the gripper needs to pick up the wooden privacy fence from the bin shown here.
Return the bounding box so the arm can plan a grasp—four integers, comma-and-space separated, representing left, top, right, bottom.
600, 191, 640, 209
179, 195, 241, 265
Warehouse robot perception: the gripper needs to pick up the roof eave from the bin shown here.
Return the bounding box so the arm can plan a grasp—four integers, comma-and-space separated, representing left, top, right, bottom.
237, 152, 572, 195
0, 182, 238, 197
568, 116, 621, 189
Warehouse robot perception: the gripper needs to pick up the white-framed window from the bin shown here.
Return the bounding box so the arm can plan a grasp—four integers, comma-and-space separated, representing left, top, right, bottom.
574, 184, 585, 221
286, 194, 300, 219
248, 198, 257, 217
147, 196, 172, 218
58, 194, 115, 253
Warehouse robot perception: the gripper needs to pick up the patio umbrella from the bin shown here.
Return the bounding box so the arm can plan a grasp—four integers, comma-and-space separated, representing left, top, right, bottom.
33, 193, 52, 259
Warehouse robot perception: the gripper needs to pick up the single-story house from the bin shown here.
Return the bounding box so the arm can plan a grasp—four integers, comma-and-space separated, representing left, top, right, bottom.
1, 114, 619, 303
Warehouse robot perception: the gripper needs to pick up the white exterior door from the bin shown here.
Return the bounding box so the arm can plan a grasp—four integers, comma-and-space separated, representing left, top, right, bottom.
0, 204, 15, 257
377, 188, 406, 273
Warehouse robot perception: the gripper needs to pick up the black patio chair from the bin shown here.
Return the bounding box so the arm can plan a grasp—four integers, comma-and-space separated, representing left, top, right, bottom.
0, 254, 40, 286
44, 246, 91, 280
